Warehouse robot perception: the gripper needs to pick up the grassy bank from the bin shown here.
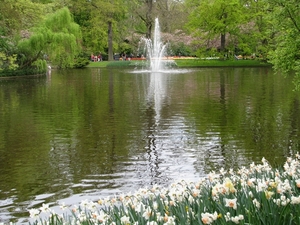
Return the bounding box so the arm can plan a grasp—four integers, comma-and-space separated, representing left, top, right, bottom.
87, 59, 271, 68
174, 58, 271, 67
28, 155, 300, 225
87, 60, 145, 68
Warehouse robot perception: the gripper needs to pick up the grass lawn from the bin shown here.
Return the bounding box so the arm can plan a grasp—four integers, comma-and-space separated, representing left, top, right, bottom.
87, 61, 111, 67
87, 59, 271, 68
174, 58, 271, 67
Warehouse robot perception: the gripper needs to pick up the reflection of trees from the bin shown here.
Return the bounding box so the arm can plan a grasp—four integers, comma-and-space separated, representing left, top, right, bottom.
0, 69, 142, 215
144, 102, 161, 184
218, 71, 227, 167
287, 98, 300, 155
187, 68, 300, 171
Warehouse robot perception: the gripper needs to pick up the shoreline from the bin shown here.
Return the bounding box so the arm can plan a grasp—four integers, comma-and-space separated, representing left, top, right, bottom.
0, 59, 272, 78
87, 59, 272, 68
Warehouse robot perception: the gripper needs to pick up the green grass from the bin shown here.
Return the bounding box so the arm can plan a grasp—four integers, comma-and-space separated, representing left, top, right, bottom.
87, 60, 147, 68
87, 59, 271, 68
87, 61, 110, 67
174, 59, 271, 67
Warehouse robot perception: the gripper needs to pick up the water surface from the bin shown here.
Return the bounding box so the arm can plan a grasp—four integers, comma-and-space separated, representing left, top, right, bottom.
0, 67, 299, 223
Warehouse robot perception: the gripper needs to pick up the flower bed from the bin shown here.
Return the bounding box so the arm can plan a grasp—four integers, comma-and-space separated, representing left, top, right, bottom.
29, 155, 300, 225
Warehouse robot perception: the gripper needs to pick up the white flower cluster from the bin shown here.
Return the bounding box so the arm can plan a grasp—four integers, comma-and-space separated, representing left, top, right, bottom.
201, 212, 218, 224
24, 154, 300, 225
225, 213, 244, 224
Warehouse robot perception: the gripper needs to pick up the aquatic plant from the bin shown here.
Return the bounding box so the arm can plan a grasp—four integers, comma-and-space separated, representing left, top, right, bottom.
28, 154, 300, 225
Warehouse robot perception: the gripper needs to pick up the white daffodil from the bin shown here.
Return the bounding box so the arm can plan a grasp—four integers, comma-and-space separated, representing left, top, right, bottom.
224, 198, 237, 210
39, 203, 50, 212
120, 215, 130, 224
29, 208, 40, 219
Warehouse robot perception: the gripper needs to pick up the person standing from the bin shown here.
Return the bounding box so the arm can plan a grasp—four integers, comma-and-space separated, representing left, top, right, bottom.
98, 53, 102, 61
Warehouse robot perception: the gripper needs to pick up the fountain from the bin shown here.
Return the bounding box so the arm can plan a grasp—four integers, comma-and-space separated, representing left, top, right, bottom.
144, 18, 168, 72
137, 18, 178, 73
132, 18, 192, 73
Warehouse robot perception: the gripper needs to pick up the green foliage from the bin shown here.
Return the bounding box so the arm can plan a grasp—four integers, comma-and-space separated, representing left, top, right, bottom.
0, 31, 11, 52
32, 59, 47, 72
0, 67, 46, 77
169, 42, 192, 57
73, 55, 90, 68
186, 0, 244, 51
235, 0, 271, 57
119, 42, 133, 56
0, 0, 299, 90
0, 0, 46, 36
69, 0, 127, 59
0, 52, 18, 71
17, 7, 82, 69
265, 0, 300, 90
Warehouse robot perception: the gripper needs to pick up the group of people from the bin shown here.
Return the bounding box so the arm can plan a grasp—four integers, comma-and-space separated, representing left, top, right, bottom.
90, 53, 102, 62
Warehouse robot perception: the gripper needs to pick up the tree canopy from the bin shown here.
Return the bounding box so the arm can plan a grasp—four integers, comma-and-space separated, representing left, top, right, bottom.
265, 0, 300, 89
1, 0, 300, 89
17, 7, 82, 69
186, 0, 244, 53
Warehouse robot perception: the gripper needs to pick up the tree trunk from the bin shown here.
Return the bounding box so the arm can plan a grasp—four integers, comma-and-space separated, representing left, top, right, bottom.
220, 33, 226, 52
220, 11, 227, 53
146, 22, 152, 39
108, 21, 113, 61
146, 0, 154, 39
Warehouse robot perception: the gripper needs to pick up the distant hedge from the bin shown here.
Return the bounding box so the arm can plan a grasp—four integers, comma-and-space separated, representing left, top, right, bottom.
0, 68, 47, 77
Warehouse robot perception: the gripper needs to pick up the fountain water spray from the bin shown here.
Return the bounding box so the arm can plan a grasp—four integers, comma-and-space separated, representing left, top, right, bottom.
134, 18, 187, 74
143, 18, 168, 72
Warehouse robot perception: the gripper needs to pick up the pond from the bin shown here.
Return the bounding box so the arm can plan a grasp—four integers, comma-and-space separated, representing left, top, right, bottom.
0, 67, 300, 223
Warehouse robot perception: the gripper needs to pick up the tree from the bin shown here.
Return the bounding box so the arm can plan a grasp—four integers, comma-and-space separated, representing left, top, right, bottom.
17, 7, 82, 69
69, 0, 127, 61
265, 0, 300, 89
128, 0, 158, 39
156, 0, 188, 33
186, 0, 245, 55
0, 0, 48, 72
0, 0, 46, 37
237, 0, 271, 58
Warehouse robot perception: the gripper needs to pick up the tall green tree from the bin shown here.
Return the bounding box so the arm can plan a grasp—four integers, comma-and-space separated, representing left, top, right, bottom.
156, 0, 188, 33
128, 0, 158, 39
17, 7, 82, 69
238, 0, 272, 58
69, 0, 127, 61
186, 0, 245, 54
0, 0, 46, 37
0, 0, 48, 71
265, 0, 300, 89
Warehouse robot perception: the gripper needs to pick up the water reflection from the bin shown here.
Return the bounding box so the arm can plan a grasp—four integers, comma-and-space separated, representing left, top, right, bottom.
143, 71, 216, 184
0, 68, 300, 224
145, 72, 170, 184
147, 72, 167, 124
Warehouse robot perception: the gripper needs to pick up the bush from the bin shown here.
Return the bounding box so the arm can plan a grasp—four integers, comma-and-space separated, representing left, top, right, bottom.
169, 42, 192, 57
0, 67, 46, 77
73, 57, 90, 68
